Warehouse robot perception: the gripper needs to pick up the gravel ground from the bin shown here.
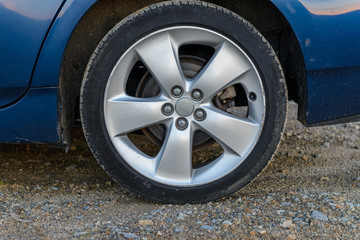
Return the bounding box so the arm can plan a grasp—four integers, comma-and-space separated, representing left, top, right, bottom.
0, 103, 359, 239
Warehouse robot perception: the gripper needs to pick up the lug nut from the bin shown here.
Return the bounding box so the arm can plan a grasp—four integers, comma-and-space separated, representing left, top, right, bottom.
194, 109, 206, 121
191, 89, 203, 101
162, 103, 174, 116
176, 118, 188, 130
172, 86, 183, 97
249, 92, 257, 101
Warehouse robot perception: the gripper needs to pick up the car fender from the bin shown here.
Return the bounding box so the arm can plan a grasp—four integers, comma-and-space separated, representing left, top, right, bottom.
31, 0, 97, 88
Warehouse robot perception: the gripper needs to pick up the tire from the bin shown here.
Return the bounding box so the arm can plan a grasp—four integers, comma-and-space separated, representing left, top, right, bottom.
80, 1, 287, 203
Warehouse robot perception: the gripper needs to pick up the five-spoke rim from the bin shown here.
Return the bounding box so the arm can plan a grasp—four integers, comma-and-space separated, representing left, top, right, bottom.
104, 26, 265, 186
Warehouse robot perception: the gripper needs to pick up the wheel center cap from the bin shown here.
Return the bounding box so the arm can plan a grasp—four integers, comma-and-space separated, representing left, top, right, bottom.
175, 98, 194, 117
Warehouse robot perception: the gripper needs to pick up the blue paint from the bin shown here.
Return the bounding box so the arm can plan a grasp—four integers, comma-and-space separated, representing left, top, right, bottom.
272, 0, 360, 124
0, 87, 59, 143
0, 0, 64, 107
31, 0, 97, 87
306, 66, 360, 123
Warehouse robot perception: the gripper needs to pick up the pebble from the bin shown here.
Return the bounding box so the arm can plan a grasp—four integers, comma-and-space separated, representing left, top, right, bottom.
177, 212, 186, 220
65, 165, 77, 171
173, 227, 184, 233
249, 231, 256, 236
259, 230, 267, 235
281, 220, 295, 229
73, 231, 87, 237
138, 220, 154, 226
341, 217, 354, 222
287, 234, 297, 240
311, 210, 328, 222
201, 225, 217, 231
222, 220, 232, 227
123, 233, 139, 239
47, 187, 59, 191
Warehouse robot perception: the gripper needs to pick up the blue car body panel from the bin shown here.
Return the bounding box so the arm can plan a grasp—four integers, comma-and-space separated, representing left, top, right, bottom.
271, 0, 360, 123
0, 88, 58, 142
0, 0, 65, 107
0, 0, 359, 142
31, 0, 97, 88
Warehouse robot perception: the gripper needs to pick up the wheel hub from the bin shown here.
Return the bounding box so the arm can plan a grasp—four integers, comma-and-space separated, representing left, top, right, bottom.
175, 97, 195, 117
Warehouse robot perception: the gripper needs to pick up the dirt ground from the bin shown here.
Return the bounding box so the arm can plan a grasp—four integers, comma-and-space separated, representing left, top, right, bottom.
0, 103, 359, 239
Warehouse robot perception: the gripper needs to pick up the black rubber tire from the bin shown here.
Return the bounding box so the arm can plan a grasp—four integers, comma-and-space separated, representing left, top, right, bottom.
80, 1, 287, 203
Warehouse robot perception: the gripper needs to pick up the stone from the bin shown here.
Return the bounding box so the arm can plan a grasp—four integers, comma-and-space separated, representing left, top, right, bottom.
177, 213, 186, 220
123, 233, 139, 239
281, 220, 295, 229
222, 220, 232, 228
138, 219, 154, 226
311, 210, 328, 222
287, 234, 297, 240
173, 227, 183, 233
65, 164, 76, 171
249, 231, 256, 236
201, 225, 217, 231
259, 230, 267, 235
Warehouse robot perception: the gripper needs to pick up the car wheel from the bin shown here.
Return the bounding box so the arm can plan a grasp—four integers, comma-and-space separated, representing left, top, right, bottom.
80, 1, 287, 203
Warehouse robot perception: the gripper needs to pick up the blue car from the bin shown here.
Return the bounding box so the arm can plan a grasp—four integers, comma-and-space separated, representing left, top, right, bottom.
1, 0, 359, 203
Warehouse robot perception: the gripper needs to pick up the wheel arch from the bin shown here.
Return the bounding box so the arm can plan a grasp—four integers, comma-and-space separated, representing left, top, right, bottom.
58, 0, 307, 144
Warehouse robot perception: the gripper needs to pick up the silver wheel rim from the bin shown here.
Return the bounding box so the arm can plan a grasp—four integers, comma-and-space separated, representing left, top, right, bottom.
104, 26, 265, 186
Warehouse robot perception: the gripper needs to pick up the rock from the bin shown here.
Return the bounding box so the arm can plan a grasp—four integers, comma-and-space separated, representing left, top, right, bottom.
65, 164, 76, 171
73, 232, 87, 237
47, 186, 59, 191
293, 217, 309, 226
281, 220, 295, 229
123, 233, 139, 239
138, 219, 154, 226
177, 213, 186, 220
173, 227, 183, 233
341, 216, 354, 222
259, 230, 266, 235
311, 210, 328, 222
249, 231, 256, 236
287, 234, 297, 240
322, 142, 330, 148
151, 209, 162, 215
222, 220, 232, 228
201, 225, 217, 231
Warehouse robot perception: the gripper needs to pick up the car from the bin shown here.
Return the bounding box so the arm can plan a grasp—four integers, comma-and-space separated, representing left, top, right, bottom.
1, 0, 359, 203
